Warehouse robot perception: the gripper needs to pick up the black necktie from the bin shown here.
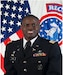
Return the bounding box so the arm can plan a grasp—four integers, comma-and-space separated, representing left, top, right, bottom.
25, 41, 31, 49
24, 41, 31, 57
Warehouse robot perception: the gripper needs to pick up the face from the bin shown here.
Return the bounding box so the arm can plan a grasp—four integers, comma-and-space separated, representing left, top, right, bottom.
21, 17, 40, 41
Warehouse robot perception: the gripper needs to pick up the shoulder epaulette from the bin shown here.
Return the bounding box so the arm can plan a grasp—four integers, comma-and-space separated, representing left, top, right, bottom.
49, 40, 56, 44
7, 41, 12, 44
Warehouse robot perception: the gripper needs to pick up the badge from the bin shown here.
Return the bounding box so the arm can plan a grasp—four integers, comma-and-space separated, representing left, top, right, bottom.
37, 64, 43, 70
10, 55, 16, 63
10, 51, 16, 63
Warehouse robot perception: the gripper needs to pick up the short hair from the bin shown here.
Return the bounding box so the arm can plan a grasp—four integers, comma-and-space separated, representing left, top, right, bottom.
21, 14, 39, 24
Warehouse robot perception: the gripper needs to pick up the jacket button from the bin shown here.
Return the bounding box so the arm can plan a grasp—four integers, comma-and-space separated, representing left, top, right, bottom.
23, 61, 27, 63
38, 61, 41, 63
24, 68, 27, 72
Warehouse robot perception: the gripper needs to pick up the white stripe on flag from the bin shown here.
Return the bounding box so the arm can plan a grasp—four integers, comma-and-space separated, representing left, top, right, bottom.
9, 33, 20, 41
0, 43, 6, 57
0, 69, 4, 75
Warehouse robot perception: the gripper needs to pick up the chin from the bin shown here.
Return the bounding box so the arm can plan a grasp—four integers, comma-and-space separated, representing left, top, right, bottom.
28, 35, 33, 38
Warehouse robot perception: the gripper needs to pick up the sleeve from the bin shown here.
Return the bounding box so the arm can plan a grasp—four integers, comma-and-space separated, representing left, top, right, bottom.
46, 42, 62, 75
4, 44, 17, 75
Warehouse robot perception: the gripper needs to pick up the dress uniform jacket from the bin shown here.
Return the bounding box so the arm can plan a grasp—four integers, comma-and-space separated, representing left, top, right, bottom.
4, 36, 61, 75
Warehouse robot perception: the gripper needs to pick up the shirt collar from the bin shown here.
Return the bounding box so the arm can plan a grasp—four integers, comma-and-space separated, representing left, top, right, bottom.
23, 36, 38, 48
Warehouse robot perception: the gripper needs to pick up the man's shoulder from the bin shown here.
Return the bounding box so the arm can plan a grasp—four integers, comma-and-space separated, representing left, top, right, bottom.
38, 36, 56, 44
7, 39, 22, 46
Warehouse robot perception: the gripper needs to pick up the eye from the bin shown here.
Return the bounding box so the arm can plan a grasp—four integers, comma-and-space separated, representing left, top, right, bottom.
24, 24, 29, 27
32, 23, 36, 27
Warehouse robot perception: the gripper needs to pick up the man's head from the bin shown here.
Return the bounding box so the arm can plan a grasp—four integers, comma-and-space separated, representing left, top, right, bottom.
21, 15, 40, 41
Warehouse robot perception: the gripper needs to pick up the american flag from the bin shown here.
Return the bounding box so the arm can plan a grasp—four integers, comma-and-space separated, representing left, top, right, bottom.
0, 0, 31, 74
1, 0, 31, 43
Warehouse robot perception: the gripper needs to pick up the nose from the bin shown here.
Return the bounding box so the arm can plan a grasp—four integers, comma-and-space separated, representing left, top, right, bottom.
28, 24, 33, 30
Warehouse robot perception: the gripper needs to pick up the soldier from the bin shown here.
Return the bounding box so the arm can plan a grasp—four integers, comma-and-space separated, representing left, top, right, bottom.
4, 15, 62, 75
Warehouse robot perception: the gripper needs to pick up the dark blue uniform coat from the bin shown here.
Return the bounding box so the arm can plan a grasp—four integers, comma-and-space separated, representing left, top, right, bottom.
4, 36, 62, 75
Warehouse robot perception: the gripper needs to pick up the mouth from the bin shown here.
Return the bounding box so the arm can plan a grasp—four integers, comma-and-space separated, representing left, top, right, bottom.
27, 31, 34, 34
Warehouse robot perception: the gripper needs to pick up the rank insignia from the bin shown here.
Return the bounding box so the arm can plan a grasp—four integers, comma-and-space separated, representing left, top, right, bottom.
36, 45, 39, 47
38, 50, 42, 53
49, 40, 55, 44
32, 48, 36, 51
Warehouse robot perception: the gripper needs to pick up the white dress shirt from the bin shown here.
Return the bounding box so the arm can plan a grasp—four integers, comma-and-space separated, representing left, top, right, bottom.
23, 36, 38, 49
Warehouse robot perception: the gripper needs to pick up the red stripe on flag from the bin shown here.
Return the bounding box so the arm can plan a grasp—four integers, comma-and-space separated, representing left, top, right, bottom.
4, 38, 11, 46
58, 40, 63, 46
16, 29, 24, 39
40, 14, 62, 22
0, 53, 6, 74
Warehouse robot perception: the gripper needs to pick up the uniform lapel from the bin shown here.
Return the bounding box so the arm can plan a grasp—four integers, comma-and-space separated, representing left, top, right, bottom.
32, 36, 43, 57
15, 39, 24, 59
24, 36, 41, 59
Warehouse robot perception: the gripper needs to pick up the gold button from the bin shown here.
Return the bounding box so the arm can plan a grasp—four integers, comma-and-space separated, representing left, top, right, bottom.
38, 61, 41, 63
24, 68, 27, 72
23, 61, 27, 63
12, 61, 14, 63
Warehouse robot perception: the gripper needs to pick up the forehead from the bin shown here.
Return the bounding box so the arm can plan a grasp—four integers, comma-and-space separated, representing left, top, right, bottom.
22, 16, 39, 23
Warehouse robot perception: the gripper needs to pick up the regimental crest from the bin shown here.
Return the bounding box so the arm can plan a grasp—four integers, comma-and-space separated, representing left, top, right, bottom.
39, 3, 63, 43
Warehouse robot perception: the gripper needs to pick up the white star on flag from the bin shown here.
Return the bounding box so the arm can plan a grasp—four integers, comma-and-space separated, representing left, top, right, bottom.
16, 21, 21, 26
4, 12, 8, 17
18, 7, 22, 12
2, 19, 7, 24
12, 6, 16, 11
11, 13, 15, 18
5, 4, 10, 10
9, 20, 14, 25
1, 27, 6, 32
8, 27, 13, 32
